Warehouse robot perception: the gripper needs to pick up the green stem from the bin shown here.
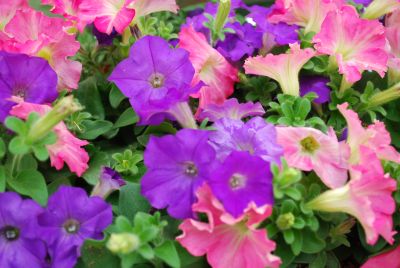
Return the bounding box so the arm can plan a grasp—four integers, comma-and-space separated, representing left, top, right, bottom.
338, 76, 353, 97
362, 82, 400, 110
10, 154, 23, 178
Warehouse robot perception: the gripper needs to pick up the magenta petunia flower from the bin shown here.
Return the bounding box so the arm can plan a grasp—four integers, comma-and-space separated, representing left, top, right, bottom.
38, 186, 113, 266
92, 167, 126, 199
313, 5, 388, 83
141, 129, 216, 219
244, 43, 315, 96
177, 184, 281, 268
209, 117, 283, 164
198, 98, 265, 122
361, 244, 400, 268
307, 147, 397, 245
0, 52, 58, 122
0, 192, 46, 268
276, 126, 349, 188
208, 151, 274, 218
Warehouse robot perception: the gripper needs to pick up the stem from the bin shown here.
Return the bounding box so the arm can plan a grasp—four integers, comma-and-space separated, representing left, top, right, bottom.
338, 76, 353, 97
168, 102, 198, 129
10, 154, 23, 178
363, 82, 400, 110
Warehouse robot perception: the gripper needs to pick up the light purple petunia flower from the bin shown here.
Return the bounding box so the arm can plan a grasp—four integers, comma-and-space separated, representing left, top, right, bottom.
207, 151, 274, 218
300, 76, 331, 104
91, 167, 126, 199
352, 0, 373, 7
141, 129, 217, 219
209, 117, 283, 164
109, 36, 198, 126
198, 98, 265, 122
38, 186, 113, 267
217, 22, 263, 62
0, 192, 46, 268
0, 52, 58, 122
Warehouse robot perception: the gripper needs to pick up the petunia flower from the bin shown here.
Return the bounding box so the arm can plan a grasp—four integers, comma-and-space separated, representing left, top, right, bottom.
386, 10, 400, 84
141, 129, 217, 219
0, 192, 46, 268
300, 76, 331, 103
177, 184, 281, 268
362, 0, 400, 19
276, 126, 349, 188
268, 0, 344, 34
244, 43, 315, 96
209, 117, 283, 164
91, 167, 126, 199
179, 26, 238, 113
352, 0, 372, 6
197, 98, 265, 122
128, 0, 178, 19
313, 5, 388, 83
337, 102, 400, 164
0, 0, 27, 30
208, 151, 274, 218
38, 186, 113, 267
10, 101, 90, 176
361, 244, 400, 268
0, 52, 58, 122
306, 147, 397, 245
109, 35, 198, 127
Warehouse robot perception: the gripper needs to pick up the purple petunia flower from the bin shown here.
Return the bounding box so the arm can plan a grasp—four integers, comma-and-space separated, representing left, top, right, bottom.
352, 0, 373, 7
216, 22, 263, 62
38, 186, 113, 267
0, 192, 46, 268
209, 117, 283, 164
300, 76, 331, 104
198, 98, 265, 122
141, 129, 217, 219
109, 36, 198, 126
0, 52, 58, 122
92, 167, 126, 199
207, 151, 274, 218
92, 25, 118, 45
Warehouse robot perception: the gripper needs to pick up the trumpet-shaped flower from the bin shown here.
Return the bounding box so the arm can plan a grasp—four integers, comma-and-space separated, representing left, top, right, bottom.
179, 26, 238, 112
244, 43, 315, 96
361, 244, 400, 268
128, 0, 178, 19
306, 147, 397, 245
209, 117, 283, 164
276, 126, 349, 188
177, 184, 281, 268
313, 5, 388, 83
91, 167, 126, 199
268, 0, 344, 34
198, 98, 265, 122
141, 129, 217, 219
10, 102, 89, 176
337, 103, 400, 164
362, 0, 400, 19
0, 0, 26, 30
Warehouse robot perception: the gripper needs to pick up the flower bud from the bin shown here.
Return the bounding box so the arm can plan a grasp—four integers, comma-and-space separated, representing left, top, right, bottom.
363, 0, 400, 19
276, 213, 295, 230
107, 233, 140, 254
214, 0, 231, 38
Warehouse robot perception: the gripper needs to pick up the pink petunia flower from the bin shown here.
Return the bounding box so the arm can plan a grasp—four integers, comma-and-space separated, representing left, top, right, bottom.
337, 103, 400, 164
244, 43, 315, 96
361, 244, 400, 268
276, 126, 349, 188
268, 0, 344, 34
178, 26, 238, 113
0, 0, 27, 30
128, 0, 178, 19
177, 184, 281, 268
306, 147, 397, 245
363, 0, 400, 19
313, 5, 388, 83
386, 10, 400, 84
10, 101, 89, 177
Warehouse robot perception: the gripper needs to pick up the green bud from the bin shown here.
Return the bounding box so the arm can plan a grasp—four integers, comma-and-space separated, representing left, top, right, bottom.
214, 0, 231, 39
364, 82, 400, 110
107, 233, 140, 254
278, 167, 302, 188
330, 218, 356, 237
276, 212, 295, 230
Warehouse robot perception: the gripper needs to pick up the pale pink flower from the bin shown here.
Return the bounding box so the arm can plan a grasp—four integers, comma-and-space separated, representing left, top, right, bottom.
337, 103, 400, 164
313, 5, 388, 83
10, 102, 89, 177
268, 0, 344, 34
178, 26, 238, 113
363, 0, 400, 19
128, 0, 178, 19
177, 184, 281, 268
306, 147, 397, 245
276, 126, 349, 188
244, 43, 315, 96
0, 0, 27, 30
361, 244, 400, 268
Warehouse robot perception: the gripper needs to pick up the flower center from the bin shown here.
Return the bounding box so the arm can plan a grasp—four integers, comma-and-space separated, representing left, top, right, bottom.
229, 173, 247, 190
12, 85, 28, 98
184, 162, 198, 177
300, 136, 320, 153
1, 226, 19, 241
63, 219, 80, 234
149, 73, 165, 88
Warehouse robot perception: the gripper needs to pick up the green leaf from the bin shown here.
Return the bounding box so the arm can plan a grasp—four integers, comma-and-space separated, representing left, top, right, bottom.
80, 120, 114, 140
32, 145, 49, 161
118, 183, 151, 219
154, 241, 181, 268
283, 229, 294, 244
80, 239, 120, 268
8, 170, 48, 205
301, 229, 326, 254
109, 85, 126, 108
0, 138, 6, 159
291, 230, 303, 255
0, 166, 6, 192
75, 77, 105, 120
138, 244, 154, 260
310, 252, 327, 268
115, 216, 133, 232
295, 98, 311, 120
9, 137, 30, 155
114, 108, 138, 128
5, 117, 27, 134
82, 151, 109, 185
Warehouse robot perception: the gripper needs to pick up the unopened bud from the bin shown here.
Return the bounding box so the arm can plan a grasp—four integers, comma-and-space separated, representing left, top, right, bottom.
107, 233, 140, 254
214, 0, 231, 38
276, 213, 295, 230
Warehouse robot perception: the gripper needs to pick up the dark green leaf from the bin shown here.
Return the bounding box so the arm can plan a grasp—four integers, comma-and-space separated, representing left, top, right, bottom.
154, 241, 181, 268
8, 170, 48, 205
114, 108, 138, 128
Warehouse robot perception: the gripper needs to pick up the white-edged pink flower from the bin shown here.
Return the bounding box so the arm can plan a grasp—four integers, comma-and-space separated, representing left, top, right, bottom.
10, 102, 89, 177
338, 103, 400, 164
276, 126, 349, 188
306, 147, 397, 245
363, 0, 400, 19
177, 184, 281, 268
178, 26, 238, 113
244, 43, 315, 96
313, 5, 388, 83
128, 0, 178, 19
268, 0, 344, 34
